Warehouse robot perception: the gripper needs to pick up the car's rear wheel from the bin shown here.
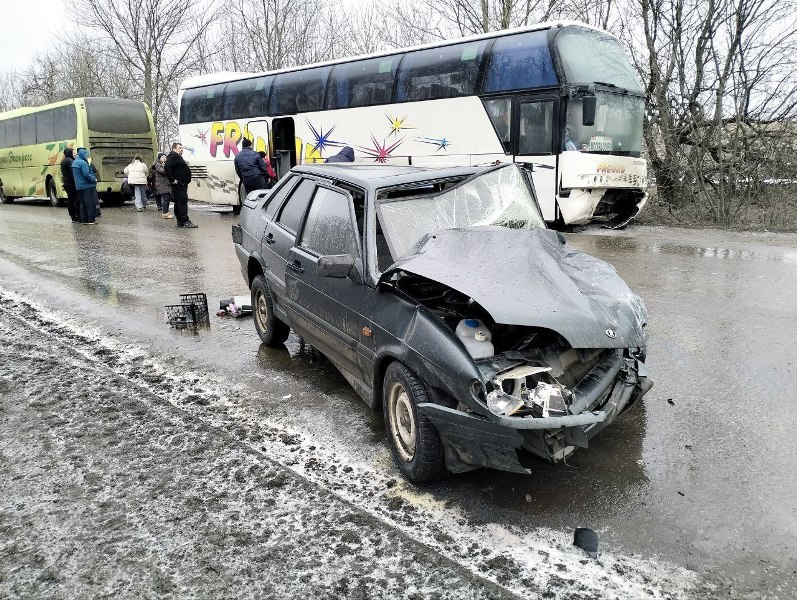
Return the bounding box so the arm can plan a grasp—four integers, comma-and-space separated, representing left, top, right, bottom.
251, 274, 290, 347
383, 361, 446, 482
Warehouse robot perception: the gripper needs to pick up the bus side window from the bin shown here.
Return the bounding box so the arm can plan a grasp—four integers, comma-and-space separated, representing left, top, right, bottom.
181, 85, 224, 124
36, 109, 55, 144
327, 57, 396, 110
53, 106, 77, 141
5, 118, 21, 147
483, 98, 511, 153
395, 40, 487, 102
482, 30, 558, 93
20, 115, 36, 146
223, 77, 270, 120
518, 101, 554, 155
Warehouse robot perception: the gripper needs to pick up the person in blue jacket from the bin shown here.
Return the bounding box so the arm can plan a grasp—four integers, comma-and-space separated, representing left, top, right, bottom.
234, 138, 275, 194
71, 148, 98, 224
324, 146, 355, 163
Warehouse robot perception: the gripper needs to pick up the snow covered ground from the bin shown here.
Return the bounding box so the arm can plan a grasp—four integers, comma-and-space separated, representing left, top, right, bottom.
0, 288, 702, 599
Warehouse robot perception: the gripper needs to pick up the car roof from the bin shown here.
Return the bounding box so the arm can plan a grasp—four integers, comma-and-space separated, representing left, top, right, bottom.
292, 164, 490, 193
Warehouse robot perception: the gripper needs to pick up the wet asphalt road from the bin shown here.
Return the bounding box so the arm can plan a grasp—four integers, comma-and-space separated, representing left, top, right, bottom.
0, 198, 795, 598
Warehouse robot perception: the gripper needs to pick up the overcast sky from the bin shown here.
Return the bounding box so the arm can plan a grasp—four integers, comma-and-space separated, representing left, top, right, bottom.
1, 0, 66, 71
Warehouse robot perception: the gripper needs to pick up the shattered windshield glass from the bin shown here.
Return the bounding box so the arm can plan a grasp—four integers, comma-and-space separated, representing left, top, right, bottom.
378, 165, 545, 260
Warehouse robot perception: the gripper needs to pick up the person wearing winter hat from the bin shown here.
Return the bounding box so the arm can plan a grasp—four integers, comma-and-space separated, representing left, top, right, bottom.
60, 148, 80, 222
234, 137, 275, 194
71, 148, 97, 224
153, 152, 173, 218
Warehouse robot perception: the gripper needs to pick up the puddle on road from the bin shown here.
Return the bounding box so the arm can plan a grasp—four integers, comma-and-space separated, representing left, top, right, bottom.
581, 234, 797, 263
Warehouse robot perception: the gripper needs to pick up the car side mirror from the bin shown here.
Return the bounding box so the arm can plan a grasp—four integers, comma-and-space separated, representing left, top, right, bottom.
582, 95, 597, 127
317, 254, 355, 278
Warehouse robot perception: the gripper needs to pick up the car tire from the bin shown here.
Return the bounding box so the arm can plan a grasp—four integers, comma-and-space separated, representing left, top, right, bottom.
47, 179, 64, 207
251, 274, 290, 347
383, 361, 446, 483
0, 185, 12, 204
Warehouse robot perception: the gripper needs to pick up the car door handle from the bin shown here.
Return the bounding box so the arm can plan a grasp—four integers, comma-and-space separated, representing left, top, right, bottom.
288, 260, 304, 274
264, 232, 275, 245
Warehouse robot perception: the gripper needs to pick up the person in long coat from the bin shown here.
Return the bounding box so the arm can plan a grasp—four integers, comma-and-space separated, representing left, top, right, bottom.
153, 153, 173, 219
124, 156, 149, 211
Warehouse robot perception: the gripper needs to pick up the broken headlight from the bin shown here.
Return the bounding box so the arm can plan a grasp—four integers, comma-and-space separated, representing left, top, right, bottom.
486, 364, 571, 418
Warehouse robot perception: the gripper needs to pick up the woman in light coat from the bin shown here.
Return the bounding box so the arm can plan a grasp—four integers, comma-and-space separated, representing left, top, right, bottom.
124, 156, 149, 211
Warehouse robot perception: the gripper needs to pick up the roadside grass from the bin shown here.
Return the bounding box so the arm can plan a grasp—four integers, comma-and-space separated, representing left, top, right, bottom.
636, 186, 797, 232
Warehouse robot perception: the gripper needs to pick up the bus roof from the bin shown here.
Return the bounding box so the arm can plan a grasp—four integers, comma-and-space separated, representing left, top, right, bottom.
0, 97, 149, 121
179, 20, 609, 91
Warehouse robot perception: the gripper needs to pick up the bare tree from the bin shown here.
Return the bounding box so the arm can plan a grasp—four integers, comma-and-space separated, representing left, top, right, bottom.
219, 0, 346, 72
70, 0, 222, 148
629, 0, 797, 225
11, 33, 137, 108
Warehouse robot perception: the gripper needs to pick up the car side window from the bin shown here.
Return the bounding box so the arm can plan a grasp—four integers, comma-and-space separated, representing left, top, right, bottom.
300, 187, 359, 257
276, 179, 316, 233
264, 174, 297, 218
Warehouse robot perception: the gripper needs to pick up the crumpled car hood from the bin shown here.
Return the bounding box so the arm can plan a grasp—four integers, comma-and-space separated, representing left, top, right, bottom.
382, 227, 648, 349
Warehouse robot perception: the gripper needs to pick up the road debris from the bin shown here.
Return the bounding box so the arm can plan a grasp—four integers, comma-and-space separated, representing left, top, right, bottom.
574, 528, 599, 559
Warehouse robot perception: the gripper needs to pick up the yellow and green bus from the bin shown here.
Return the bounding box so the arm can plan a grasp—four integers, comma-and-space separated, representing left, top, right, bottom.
0, 97, 157, 206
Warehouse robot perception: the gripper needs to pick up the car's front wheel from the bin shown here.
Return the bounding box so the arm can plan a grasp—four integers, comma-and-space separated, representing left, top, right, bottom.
251, 275, 290, 347
383, 361, 446, 482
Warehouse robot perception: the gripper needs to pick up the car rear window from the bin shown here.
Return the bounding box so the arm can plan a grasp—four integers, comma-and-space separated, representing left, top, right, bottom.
277, 179, 315, 233
264, 174, 298, 218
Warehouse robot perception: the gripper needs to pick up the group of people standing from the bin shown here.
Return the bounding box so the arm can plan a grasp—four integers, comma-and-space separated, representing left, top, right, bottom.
59, 142, 196, 228
123, 143, 195, 228
58, 139, 346, 227
60, 147, 101, 224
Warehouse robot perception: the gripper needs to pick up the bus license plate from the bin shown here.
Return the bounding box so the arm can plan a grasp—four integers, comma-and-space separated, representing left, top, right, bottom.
589, 136, 613, 152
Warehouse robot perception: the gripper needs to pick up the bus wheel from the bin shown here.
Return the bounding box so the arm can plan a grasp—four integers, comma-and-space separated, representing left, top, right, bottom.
0, 185, 12, 204
47, 180, 64, 207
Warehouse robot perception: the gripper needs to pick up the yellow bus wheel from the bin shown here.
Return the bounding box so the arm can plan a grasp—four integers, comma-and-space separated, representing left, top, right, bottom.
47, 180, 64, 208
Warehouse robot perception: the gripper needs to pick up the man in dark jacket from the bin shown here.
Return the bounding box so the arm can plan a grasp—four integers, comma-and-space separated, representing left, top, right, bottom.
325, 146, 355, 163
164, 142, 196, 228
71, 148, 98, 224
60, 148, 80, 222
234, 138, 274, 194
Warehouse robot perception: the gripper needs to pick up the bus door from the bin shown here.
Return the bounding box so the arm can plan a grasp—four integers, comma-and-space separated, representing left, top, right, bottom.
271, 117, 296, 179
244, 119, 271, 155
513, 95, 559, 221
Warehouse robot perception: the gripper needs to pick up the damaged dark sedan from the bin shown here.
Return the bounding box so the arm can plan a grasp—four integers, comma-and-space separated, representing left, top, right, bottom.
233, 163, 652, 482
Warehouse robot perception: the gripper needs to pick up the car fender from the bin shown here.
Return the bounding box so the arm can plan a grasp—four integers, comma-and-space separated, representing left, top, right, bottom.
370, 286, 486, 414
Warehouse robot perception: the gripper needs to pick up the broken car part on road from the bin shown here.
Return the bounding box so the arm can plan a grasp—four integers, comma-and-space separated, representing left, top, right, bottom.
233, 164, 652, 482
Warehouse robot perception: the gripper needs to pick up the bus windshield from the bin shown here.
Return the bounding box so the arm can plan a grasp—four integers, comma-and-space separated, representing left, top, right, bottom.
378, 165, 545, 259
565, 92, 643, 156
85, 98, 151, 134
555, 27, 643, 92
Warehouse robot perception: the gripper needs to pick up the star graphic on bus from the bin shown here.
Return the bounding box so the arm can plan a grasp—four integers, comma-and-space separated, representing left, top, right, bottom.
386, 114, 414, 137
307, 120, 344, 155
358, 135, 404, 163
184, 146, 196, 156
416, 136, 452, 152
194, 128, 209, 145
